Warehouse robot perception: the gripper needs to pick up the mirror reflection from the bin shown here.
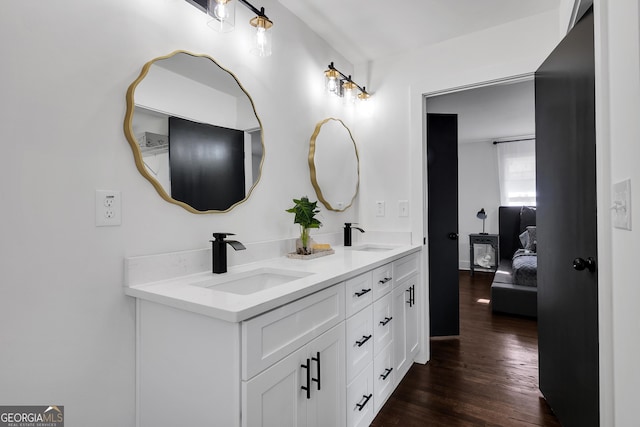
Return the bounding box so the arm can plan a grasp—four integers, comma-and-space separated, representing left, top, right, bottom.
124, 50, 264, 213
309, 118, 359, 212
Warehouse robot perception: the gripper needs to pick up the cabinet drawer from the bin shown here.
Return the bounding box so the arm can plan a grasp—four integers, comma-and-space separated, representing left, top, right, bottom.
242, 283, 345, 380
346, 305, 374, 383
372, 293, 393, 356
373, 342, 394, 413
393, 252, 419, 286
345, 271, 373, 317
346, 362, 374, 427
371, 263, 393, 300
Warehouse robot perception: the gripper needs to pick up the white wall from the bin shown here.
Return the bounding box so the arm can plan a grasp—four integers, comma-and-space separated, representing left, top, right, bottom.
0, 1, 359, 425
594, 1, 640, 425
457, 142, 501, 268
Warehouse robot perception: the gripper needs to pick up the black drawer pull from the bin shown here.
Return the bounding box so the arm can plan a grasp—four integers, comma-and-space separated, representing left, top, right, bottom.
354, 288, 372, 297
356, 393, 373, 411
355, 335, 372, 347
311, 352, 321, 391
380, 367, 393, 381
378, 277, 392, 284
301, 359, 311, 399
379, 316, 393, 326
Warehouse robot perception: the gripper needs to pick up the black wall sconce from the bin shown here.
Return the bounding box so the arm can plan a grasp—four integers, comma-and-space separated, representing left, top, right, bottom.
186, 0, 273, 57
324, 62, 371, 102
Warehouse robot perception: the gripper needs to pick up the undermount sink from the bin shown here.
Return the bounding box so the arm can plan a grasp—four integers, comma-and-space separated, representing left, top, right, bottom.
191, 267, 313, 295
350, 244, 396, 252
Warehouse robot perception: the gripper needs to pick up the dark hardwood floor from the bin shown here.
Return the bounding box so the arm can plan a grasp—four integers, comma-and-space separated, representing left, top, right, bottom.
371, 271, 561, 427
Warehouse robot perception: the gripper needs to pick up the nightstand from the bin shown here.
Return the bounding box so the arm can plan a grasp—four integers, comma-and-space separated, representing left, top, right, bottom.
469, 233, 499, 275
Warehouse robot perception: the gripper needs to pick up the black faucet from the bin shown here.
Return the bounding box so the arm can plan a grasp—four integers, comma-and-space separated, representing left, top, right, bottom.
344, 223, 365, 246
210, 233, 246, 274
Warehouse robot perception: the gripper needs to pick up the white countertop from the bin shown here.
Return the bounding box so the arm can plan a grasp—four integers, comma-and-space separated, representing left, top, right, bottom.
125, 244, 421, 322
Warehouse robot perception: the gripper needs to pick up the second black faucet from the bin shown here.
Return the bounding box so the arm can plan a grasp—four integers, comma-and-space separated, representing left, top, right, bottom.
344, 223, 365, 246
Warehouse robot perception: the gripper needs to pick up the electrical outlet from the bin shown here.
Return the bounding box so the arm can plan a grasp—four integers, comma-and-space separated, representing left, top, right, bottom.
96, 190, 121, 227
399, 200, 409, 217
376, 200, 385, 217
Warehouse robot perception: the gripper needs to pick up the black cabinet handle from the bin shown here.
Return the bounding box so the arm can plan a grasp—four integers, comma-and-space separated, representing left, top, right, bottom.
406, 288, 412, 306
411, 285, 415, 306
379, 316, 393, 326
355, 288, 372, 297
301, 359, 311, 399
311, 352, 321, 391
355, 335, 372, 347
356, 393, 373, 411
378, 277, 392, 284
379, 367, 393, 381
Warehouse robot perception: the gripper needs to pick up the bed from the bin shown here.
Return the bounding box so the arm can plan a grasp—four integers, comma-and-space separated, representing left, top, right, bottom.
490, 206, 537, 317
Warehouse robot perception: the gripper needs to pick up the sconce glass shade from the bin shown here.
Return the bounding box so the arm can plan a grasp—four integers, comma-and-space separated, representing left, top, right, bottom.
343, 80, 357, 103
325, 69, 340, 95
250, 15, 273, 57
207, 0, 236, 32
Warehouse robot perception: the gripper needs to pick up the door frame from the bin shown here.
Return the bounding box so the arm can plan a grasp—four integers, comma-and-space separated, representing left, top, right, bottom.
411, 5, 611, 426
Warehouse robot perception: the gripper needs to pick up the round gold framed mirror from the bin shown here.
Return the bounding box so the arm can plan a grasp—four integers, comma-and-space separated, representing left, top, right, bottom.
308, 118, 359, 212
124, 50, 264, 213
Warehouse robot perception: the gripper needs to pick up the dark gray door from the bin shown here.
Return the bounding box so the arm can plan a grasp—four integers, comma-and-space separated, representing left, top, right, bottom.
427, 113, 459, 337
535, 8, 599, 426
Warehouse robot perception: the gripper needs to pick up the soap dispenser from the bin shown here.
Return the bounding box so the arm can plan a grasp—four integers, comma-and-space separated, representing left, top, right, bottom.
210, 233, 246, 274
344, 223, 365, 246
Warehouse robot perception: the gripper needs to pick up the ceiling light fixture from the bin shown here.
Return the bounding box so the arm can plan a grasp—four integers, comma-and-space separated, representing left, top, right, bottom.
206, 0, 273, 57
324, 62, 370, 102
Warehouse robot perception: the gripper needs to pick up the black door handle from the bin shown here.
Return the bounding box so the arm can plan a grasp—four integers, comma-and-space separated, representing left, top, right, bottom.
573, 257, 596, 273
448, 232, 458, 240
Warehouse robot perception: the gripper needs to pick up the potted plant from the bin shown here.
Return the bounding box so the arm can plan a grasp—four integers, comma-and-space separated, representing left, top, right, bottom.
286, 196, 322, 255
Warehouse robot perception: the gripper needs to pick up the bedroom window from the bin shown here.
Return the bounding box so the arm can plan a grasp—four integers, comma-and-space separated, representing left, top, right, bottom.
496, 138, 536, 206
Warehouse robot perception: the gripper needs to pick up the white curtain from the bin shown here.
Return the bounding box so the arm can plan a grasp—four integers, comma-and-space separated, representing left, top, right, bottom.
496, 139, 536, 206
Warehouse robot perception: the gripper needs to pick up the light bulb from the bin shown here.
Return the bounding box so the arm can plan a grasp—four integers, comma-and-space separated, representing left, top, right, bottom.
327, 78, 337, 93
256, 27, 266, 49
214, 2, 228, 20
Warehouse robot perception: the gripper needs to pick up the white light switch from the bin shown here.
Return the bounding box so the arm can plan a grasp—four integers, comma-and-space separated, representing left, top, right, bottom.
376, 200, 385, 217
399, 200, 409, 217
612, 179, 631, 230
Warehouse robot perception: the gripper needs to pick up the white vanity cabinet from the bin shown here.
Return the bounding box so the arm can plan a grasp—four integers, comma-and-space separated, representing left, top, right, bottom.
130, 247, 421, 427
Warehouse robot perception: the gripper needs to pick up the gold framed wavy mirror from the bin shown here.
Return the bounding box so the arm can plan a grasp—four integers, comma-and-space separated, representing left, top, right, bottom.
124, 50, 264, 213
309, 118, 360, 212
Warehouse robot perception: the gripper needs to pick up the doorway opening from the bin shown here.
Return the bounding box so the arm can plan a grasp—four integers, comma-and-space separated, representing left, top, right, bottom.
424, 76, 536, 337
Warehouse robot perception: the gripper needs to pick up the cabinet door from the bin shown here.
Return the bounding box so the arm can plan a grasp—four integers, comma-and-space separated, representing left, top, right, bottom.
346, 362, 375, 427
392, 276, 419, 382
373, 342, 395, 413
372, 293, 393, 356
405, 277, 419, 361
392, 281, 411, 380
346, 305, 374, 383
243, 346, 307, 427
306, 325, 346, 427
